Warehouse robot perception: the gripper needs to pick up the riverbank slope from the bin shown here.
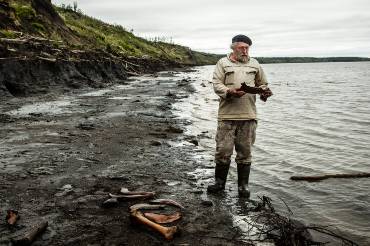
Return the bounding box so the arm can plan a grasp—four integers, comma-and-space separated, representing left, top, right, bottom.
0, 0, 221, 98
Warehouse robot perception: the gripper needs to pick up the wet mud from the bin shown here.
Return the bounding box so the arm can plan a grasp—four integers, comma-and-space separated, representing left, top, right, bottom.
0, 70, 249, 245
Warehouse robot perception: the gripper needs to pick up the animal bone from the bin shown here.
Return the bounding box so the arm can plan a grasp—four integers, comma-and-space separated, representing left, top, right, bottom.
150, 199, 184, 209
131, 210, 178, 240
120, 187, 156, 196
109, 192, 154, 200
143, 212, 182, 224
102, 197, 118, 207
129, 203, 165, 213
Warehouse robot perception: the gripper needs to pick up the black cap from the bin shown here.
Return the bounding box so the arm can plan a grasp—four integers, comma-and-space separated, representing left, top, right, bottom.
232, 34, 252, 46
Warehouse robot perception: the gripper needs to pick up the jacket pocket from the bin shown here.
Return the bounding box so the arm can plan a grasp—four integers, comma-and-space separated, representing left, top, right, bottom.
224, 67, 236, 85
244, 67, 258, 85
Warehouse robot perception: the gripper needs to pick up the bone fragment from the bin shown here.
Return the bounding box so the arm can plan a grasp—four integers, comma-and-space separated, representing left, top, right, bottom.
150, 199, 184, 209
129, 203, 165, 213
143, 212, 182, 224
131, 210, 177, 240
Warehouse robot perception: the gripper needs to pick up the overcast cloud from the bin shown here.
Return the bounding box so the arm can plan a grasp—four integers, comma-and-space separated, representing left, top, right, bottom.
52, 0, 370, 57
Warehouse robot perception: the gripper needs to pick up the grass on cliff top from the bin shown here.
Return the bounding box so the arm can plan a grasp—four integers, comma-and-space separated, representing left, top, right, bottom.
1, 1, 220, 65
56, 7, 220, 65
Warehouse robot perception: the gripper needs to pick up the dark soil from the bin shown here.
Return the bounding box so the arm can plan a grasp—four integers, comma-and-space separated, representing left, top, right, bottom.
0, 70, 250, 245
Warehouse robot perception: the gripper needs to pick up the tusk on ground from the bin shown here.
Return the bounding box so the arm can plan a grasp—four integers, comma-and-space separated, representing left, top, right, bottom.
131, 210, 178, 241
150, 199, 184, 209
143, 212, 182, 224
109, 193, 155, 200
129, 203, 165, 213
120, 187, 156, 196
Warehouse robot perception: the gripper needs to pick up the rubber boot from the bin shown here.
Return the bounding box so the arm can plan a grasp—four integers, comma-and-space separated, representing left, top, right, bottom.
207, 163, 230, 193
237, 163, 251, 198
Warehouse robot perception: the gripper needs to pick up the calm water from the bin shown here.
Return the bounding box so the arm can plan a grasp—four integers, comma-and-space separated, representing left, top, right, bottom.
173, 62, 370, 244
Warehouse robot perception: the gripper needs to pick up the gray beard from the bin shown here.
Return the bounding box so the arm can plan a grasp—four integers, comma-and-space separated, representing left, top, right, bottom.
236, 54, 248, 63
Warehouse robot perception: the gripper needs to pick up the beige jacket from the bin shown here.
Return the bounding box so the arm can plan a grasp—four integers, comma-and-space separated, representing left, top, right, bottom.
212, 55, 268, 120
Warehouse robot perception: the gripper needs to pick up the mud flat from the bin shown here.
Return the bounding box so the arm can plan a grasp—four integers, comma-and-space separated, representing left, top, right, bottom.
0, 70, 252, 245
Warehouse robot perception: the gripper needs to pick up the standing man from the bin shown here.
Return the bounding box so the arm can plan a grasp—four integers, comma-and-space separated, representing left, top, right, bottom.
207, 34, 271, 198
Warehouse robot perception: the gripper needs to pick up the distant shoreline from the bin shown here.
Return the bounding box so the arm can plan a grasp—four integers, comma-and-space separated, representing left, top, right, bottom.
255, 57, 370, 64
200, 55, 370, 64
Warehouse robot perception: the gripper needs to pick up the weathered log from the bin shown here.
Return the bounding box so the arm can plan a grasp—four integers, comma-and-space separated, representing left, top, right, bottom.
12, 221, 48, 246
290, 172, 370, 182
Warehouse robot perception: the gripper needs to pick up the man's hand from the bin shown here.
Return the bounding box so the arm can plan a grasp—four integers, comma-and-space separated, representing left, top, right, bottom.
259, 88, 273, 102
227, 88, 246, 98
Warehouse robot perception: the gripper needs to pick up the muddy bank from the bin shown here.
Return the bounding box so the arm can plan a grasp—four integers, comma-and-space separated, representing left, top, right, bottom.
0, 70, 255, 245
0, 36, 182, 98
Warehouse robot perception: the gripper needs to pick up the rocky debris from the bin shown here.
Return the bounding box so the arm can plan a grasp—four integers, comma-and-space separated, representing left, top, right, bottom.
166, 126, 184, 134
77, 122, 95, 130
11, 221, 48, 246
6, 209, 20, 226
177, 78, 190, 87
150, 140, 162, 146
148, 132, 168, 139
29, 166, 54, 175
55, 184, 73, 197
0, 113, 15, 123
200, 199, 213, 207
186, 136, 199, 146
165, 91, 175, 97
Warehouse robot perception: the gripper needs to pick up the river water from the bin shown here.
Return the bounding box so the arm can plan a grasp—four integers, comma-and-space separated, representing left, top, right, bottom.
173, 62, 370, 245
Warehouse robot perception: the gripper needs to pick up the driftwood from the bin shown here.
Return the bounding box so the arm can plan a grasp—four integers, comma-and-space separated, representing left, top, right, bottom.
290, 172, 370, 182
12, 221, 48, 246
242, 196, 359, 246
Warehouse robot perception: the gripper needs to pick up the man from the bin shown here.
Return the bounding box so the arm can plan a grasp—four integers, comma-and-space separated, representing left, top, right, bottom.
207, 34, 271, 198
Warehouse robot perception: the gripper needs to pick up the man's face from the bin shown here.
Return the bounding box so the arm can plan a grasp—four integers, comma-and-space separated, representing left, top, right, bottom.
233, 42, 250, 63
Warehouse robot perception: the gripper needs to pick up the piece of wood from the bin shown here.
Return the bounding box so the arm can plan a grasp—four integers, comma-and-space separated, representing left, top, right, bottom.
12, 221, 48, 246
290, 173, 370, 182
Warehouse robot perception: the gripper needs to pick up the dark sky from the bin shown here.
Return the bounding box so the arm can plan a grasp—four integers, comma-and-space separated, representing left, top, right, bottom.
52, 0, 370, 57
